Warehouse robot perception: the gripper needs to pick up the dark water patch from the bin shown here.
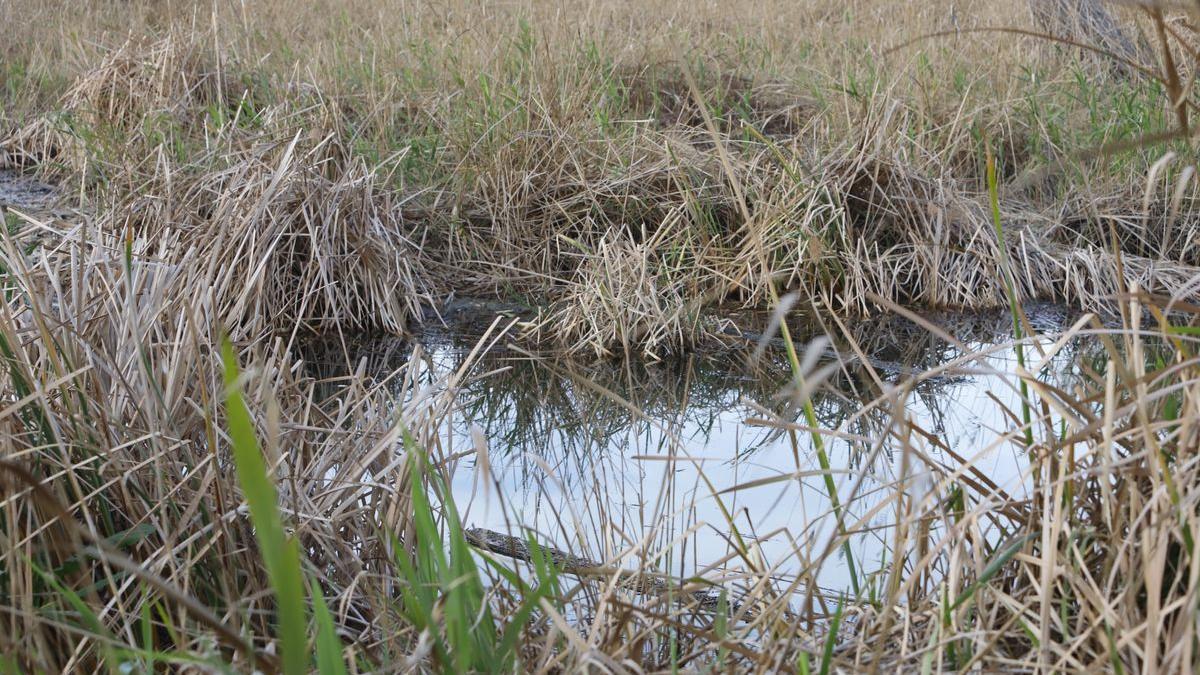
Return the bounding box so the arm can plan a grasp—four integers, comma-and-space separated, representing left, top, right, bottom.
0, 168, 58, 211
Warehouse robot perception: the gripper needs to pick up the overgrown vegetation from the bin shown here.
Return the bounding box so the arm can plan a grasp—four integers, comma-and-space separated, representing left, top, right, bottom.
5, 0, 1200, 672
5, 0, 1200, 355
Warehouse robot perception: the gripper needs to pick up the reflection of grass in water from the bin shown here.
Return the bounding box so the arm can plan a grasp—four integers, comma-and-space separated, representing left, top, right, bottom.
306, 309, 1090, 475
456, 353, 793, 458
284, 308, 1154, 670
422, 313, 1091, 535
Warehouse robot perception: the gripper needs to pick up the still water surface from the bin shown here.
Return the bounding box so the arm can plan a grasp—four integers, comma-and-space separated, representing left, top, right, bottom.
329, 305, 1092, 594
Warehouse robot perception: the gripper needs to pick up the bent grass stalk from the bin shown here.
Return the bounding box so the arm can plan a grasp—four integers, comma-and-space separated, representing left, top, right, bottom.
986, 150, 1035, 451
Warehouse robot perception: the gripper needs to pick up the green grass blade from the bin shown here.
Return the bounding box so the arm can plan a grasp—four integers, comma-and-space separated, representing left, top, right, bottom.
310, 577, 349, 675
950, 533, 1036, 611
818, 593, 845, 675
221, 337, 309, 675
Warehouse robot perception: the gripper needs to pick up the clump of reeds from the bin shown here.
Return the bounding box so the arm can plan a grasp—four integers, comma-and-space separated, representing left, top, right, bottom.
62, 33, 225, 131
541, 224, 703, 358
0, 209, 428, 670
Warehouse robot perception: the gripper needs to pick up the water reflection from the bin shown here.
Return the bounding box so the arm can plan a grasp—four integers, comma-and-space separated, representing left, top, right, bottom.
309, 304, 1098, 593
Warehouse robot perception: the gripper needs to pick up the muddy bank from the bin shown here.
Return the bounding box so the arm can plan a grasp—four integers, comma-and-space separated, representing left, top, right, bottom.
410, 295, 1077, 354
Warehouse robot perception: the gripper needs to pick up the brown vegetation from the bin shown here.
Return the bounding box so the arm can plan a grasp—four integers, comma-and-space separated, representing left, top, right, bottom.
4, 0, 1200, 672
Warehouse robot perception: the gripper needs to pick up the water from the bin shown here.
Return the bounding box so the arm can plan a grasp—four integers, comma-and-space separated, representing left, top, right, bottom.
312, 304, 1092, 595
0, 169, 58, 211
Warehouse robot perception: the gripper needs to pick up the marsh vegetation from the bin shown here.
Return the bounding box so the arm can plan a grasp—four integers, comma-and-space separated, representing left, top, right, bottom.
5, 0, 1200, 672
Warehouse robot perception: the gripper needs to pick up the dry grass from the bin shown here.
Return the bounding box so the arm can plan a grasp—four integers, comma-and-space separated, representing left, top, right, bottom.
3, 0, 1198, 353
4, 0, 1200, 672
6, 204, 1200, 671
0, 207, 440, 670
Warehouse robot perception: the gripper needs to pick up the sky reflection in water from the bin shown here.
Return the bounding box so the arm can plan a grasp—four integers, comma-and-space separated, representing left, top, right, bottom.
365, 305, 1091, 593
